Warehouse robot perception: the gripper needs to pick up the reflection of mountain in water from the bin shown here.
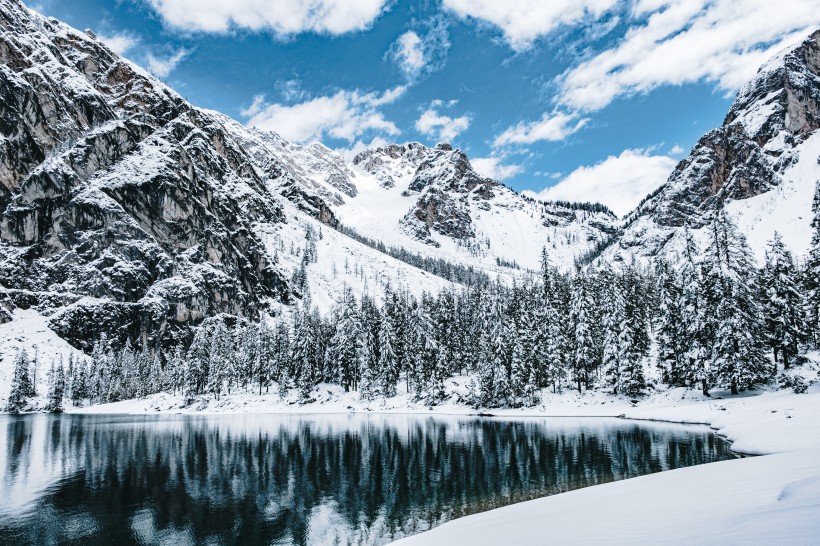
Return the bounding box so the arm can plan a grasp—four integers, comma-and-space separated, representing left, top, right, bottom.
0, 415, 732, 545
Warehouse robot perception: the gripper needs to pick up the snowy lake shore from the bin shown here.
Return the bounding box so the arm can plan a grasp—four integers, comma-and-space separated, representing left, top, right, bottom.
62, 382, 820, 544
395, 386, 820, 545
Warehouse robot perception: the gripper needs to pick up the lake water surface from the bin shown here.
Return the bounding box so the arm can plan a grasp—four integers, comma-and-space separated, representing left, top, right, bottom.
0, 414, 733, 545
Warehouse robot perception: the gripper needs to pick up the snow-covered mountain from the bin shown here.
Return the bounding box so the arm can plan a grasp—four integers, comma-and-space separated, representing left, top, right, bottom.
339, 142, 618, 272
0, 0, 617, 350
598, 30, 820, 266
2, 0, 820, 353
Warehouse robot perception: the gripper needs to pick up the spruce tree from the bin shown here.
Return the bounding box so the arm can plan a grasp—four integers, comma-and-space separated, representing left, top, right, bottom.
570, 275, 595, 393
655, 260, 687, 386
46, 359, 65, 413
762, 232, 808, 368
602, 272, 625, 394
805, 181, 820, 343
5, 349, 31, 414
703, 210, 772, 394
679, 228, 708, 393
377, 308, 399, 398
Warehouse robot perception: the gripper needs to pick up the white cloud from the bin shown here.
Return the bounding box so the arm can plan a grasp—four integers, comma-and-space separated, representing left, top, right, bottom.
243, 86, 406, 143
387, 18, 450, 79
471, 156, 523, 181
145, 0, 388, 35
145, 49, 189, 78
558, 0, 820, 112
493, 111, 588, 147
415, 106, 470, 143
442, 0, 618, 50
669, 144, 685, 155
392, 31, 425, 74
524, 148, 678, 216
99, 33, 137, 56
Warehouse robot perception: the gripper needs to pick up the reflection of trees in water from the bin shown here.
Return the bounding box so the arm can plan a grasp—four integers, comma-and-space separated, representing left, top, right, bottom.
0, 417, 732, 545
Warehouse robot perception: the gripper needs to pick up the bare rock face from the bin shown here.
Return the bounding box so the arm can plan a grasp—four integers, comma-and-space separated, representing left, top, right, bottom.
353, 142, 428, 189
0, 0, 297, 349
399, 144, 498, 244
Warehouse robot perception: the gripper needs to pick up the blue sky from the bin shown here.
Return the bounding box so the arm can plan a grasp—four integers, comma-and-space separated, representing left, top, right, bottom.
31, 0, 820, 215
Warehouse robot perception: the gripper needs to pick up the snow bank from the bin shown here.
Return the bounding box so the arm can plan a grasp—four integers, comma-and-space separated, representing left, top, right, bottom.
397, 386, 820, 545
395, 449, 820, 545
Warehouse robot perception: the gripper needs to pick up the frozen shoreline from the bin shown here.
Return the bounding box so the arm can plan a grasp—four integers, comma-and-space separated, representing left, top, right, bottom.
393, 386, 820, 545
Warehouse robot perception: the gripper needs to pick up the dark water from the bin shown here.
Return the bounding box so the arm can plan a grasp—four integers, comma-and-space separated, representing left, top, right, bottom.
0, 414, 733, 545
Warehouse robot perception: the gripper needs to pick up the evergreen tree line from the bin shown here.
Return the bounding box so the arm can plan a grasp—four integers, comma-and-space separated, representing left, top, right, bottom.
336, 223, 493, 285
8, 194, 820, 413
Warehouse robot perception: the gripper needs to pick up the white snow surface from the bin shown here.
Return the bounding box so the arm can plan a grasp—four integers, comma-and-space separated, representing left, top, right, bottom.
396, 386, 820, 545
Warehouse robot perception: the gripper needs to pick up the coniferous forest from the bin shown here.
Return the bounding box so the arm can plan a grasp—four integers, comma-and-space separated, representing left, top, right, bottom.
7, 201, 820, 413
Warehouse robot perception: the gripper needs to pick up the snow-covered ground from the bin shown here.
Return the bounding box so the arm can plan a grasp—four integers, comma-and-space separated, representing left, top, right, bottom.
395, 385, 820, 545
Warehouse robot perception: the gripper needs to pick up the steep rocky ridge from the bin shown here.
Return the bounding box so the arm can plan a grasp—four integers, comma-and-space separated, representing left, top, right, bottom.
0, 0, 303, 348
600, 30, 820, 265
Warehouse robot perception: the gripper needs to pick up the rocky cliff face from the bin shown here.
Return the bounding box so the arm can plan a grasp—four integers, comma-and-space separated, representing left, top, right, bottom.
0, 0, 305, 348
602, 30, 820, 265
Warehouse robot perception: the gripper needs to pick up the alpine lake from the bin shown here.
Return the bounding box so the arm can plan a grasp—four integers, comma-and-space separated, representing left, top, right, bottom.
0, 413, 733, 545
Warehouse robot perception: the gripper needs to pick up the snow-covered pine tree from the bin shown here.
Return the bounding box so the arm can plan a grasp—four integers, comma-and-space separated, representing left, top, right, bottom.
511, 297, 540, 405
5, 348, 32, 414
655, 260, 688, 386
207, 323, 231, 400
570, 274, 595, 393
45, 359, 65, 413
762, 232, 808, 368
292, 308, 317, 400
545, 273, 571, 393
377, 308, 399, 398
678, 228, 707, 393
703, 210, 772, 394
410, 299, 440, 400
805, 180, 820, 344
186, 327, 211, 401
474, 291, 504, 406
329, 287, 361, 392
618, 270, 649, 397
601, 271, 625, 394
71, 358, 88, 406
273, 321, 292, 397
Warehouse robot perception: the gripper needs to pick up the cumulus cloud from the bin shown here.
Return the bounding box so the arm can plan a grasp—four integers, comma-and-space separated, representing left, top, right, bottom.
99, 33, 137, 56
243, 86, 406, 143
524, 148, 678, 216
387, 18, 450, 79
493, 111, 588, 147
415, 105, 470, 143
145, 0, 389, 35
471, 156, 523, 181
145, 49, 189, 78
557, 0, 820, 112
442, 0, 618, 50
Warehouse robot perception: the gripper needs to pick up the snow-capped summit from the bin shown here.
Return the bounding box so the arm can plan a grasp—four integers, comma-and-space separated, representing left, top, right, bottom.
600, 29, 820, 266
339, 140, 618, 270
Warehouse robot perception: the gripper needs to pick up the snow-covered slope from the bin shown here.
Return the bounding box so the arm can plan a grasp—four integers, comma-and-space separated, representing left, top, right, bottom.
341, 142, 618, 272
599, 29, 820, 267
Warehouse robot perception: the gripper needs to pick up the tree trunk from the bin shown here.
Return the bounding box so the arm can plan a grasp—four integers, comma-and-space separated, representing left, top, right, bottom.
731, 379, 738, 395
701, 378, 709, 397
